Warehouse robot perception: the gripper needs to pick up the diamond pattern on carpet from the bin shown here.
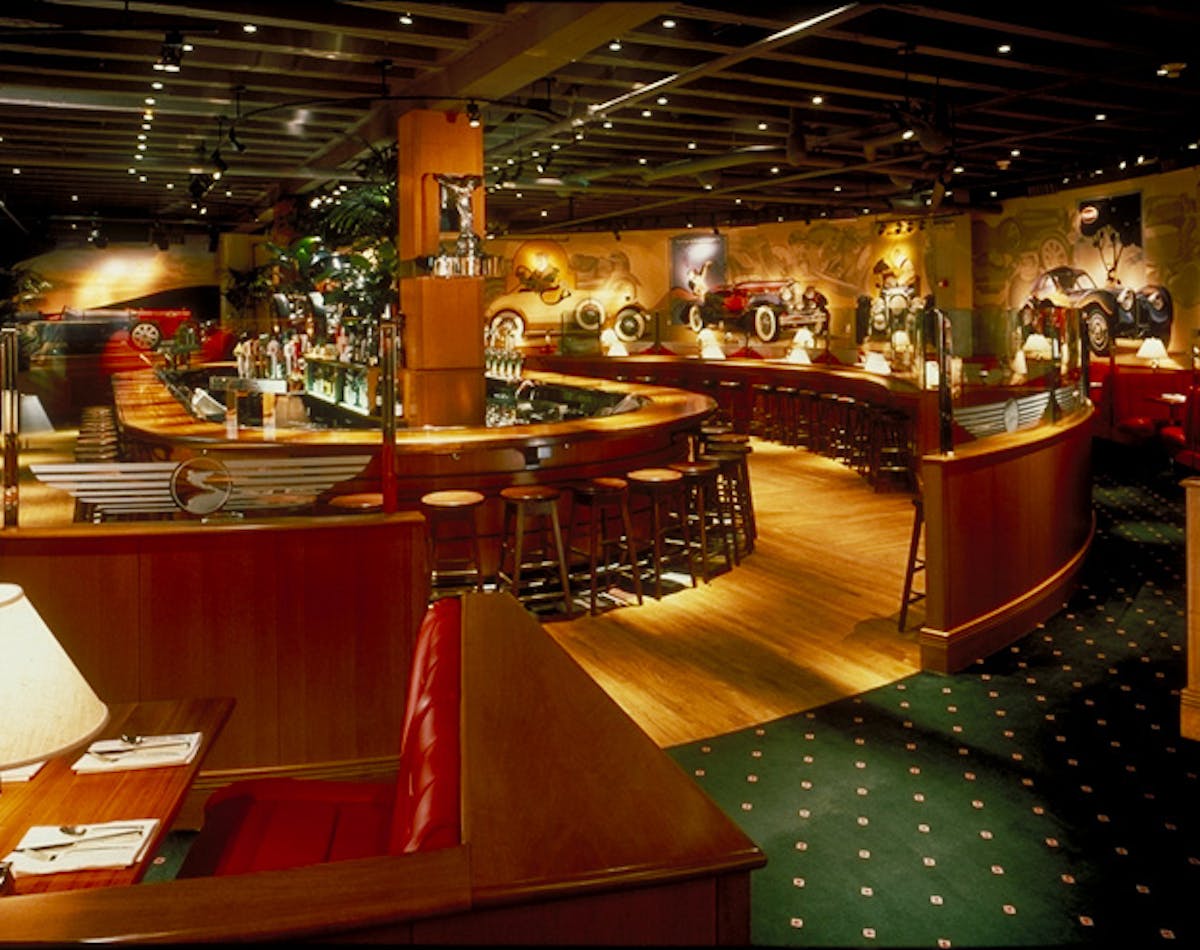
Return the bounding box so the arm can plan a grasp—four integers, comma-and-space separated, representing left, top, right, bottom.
669, 456, 1200, 947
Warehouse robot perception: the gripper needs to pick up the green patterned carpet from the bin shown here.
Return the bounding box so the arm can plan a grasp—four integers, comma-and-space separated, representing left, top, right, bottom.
669, 449, 1199, 947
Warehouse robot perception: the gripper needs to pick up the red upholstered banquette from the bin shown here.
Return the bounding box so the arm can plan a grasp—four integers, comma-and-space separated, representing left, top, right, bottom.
177, 597, 462, 877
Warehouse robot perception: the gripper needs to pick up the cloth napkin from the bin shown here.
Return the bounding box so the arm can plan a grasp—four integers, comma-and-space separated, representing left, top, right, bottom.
3, 818, 159, 876
71, 732, 202, 773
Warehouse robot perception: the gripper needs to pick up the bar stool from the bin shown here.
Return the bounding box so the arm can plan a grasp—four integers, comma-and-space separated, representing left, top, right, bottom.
419, 490, 485, 596
567, 477, 644, 615
497, 484, 573, 618
626, 467, 696, 599
749, 383, 777, 441
669, 459, 734, 581
715, 379, 744, 429
814, 391, 841, 457
898, 495, 926, 631
774, 385, 799, 446
703, 433, 755, 540
699, 451, 751, 559
871, 408, 914, 492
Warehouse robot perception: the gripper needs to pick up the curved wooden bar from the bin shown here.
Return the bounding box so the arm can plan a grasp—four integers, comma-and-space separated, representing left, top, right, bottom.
0, 593, 763, 945
109, 367, 715, 574
919, 407, 1095, 672
525, 352, 936, 450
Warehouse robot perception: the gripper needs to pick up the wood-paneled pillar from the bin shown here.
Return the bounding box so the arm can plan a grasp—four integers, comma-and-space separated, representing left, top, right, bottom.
1182, 477, 1200, 741
397, 109, 486, 427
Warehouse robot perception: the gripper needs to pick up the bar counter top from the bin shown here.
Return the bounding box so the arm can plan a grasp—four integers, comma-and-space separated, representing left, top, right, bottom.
112, 366, 714, 457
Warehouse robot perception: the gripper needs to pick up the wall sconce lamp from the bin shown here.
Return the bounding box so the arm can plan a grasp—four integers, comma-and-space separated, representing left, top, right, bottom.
0, 583, 110, 776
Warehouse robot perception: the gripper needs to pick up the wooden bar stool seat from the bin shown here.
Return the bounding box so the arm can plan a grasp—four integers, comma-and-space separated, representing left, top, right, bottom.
328, 492, 385, 512
626, 467, 696, 599
568, 477, 644, 615
420, 490, 486, 596
497, 485, 573, 618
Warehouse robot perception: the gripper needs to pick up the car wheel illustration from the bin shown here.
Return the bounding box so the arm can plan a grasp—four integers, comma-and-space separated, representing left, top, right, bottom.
129, 320, 162, 351
752, 305, 779, 343
614, 306, 647, 342
1083, 306, 1111, 356
574, 298, 605, 332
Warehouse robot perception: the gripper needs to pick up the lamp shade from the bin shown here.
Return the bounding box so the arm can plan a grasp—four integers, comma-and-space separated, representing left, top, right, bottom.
1136, 337, 1169, 362
0, 583, 109, 771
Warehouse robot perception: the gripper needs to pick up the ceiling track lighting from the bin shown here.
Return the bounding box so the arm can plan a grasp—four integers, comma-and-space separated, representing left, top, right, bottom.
466, 100, 481, 128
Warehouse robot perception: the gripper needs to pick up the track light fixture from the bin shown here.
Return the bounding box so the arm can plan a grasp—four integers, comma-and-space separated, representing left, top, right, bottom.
210, 149, 228, 174
154, 31, 185, 72
466, 100, 481, 128
228, 127, 246, 152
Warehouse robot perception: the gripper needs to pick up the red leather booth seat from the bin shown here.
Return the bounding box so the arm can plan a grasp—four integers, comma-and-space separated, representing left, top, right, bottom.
178, 597, 462, 877
1089, 358, 1188, 444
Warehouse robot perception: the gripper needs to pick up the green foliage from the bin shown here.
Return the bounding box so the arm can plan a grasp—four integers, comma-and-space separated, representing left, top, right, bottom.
236, 143, 400, 321
0, 265, 51, 318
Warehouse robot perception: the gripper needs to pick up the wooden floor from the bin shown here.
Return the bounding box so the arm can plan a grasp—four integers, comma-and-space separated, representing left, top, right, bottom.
8, 431, 926, 750
544, 439, 925, 748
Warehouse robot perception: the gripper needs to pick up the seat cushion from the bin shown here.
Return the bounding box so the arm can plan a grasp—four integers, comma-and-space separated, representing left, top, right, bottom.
178, 778, 394, 877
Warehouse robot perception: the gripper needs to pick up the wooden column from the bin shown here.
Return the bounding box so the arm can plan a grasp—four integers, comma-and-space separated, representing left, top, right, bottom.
397, 109, 486, 427
1182, 477, 1200, 741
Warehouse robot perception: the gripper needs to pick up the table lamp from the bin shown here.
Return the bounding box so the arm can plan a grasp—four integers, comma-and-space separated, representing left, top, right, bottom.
0, 583, 109, 775
1135, 337, 1171, 368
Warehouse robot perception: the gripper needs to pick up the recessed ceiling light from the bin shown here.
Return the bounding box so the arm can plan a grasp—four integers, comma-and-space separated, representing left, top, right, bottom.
656, 95, 668, 105
602, 119, 613, 128
1190, 142, 1199, 150
609, 39, 622, 51
770, 166, 780, 174
1010, 148, 1021, 157
757, 122, 768, 130
953, 164, 964, 174
662, 18, 676, 28
687, 141, 697, 149
641, 109, 652, 117
71, 194, 78, 201
833, 185, 842, 192
901, 128, 915, 140
1095, 113, 1106, 121
242, 24, 257, 33
1119, 159, 1128, 169
151, 81, 163, 90
12, 167, 20, 175
399, 13, 413, 26
166, 182, 174, 189
811, 95, 824, 105
991, 190, 999, 197
997, 44, 1012, 54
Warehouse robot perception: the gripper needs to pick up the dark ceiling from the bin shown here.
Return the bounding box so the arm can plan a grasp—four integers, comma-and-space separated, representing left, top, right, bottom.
2, 1, 1200, 257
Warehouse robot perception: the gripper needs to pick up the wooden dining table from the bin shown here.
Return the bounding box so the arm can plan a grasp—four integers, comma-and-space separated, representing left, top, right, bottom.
0, 696, 233, 895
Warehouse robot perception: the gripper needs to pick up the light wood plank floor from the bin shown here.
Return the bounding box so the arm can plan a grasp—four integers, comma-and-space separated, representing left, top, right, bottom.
9, 431, 926, 749
543, 439, 925, 748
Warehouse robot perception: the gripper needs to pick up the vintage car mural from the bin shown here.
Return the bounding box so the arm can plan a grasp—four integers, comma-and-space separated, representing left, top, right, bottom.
1019, 266, 1172, 356
484, 240, 650, 346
